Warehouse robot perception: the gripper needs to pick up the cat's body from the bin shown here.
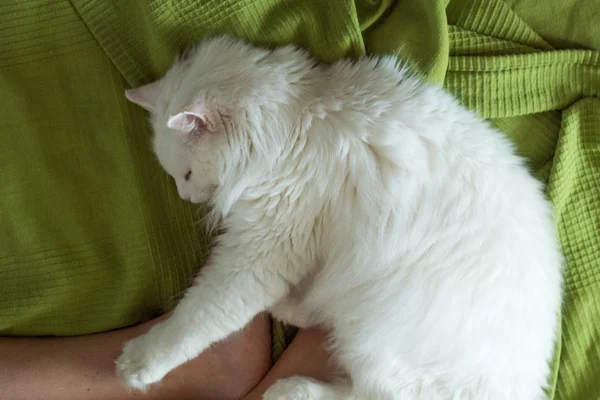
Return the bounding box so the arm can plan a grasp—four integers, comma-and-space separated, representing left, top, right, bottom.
121, 36, 563, 400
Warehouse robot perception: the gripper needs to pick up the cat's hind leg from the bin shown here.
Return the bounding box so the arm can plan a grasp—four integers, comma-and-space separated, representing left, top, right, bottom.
270, 297, 314, 329
263, 376, 353, 400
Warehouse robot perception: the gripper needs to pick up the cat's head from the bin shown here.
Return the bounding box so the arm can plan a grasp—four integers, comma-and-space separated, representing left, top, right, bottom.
125, 35, 306, 204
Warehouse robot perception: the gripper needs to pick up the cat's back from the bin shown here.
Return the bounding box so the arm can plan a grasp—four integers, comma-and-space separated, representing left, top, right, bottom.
314, 53, 562, 311
315, 54, 536, 215
319, 55, 520, 168
268, 48, 562, 400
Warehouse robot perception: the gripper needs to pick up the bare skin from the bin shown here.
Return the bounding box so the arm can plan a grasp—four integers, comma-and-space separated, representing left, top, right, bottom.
0, 315, 334, 400
243, 328, 335, 400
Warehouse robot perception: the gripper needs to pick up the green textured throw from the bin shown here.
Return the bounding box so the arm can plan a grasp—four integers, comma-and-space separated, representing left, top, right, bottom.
1, 1, 599, 398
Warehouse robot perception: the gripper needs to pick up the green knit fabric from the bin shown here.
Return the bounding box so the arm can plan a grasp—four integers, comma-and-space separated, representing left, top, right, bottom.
1, 1, 599, 397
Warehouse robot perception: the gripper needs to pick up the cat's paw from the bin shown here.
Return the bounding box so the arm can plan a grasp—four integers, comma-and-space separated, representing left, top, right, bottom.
263, 377, 334, 400
116, 333, 172, 391
263, 377, 312, 400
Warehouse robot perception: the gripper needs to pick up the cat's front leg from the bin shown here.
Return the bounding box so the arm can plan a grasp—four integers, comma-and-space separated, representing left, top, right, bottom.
116, 241, 290, 391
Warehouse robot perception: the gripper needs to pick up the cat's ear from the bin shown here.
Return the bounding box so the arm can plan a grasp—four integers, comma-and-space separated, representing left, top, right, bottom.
125, 81, 161, 113
167, 103, 219, 134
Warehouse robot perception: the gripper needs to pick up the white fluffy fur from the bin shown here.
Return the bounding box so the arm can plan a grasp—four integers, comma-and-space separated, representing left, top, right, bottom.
120, 36, 563, 400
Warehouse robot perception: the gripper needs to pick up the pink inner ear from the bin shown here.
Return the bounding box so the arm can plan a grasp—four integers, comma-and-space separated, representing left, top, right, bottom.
167, 112, 206, 133
167, 102, 219, 133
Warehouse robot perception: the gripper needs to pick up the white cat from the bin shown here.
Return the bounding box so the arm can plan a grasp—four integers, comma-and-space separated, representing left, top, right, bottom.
120, 36, 563, 399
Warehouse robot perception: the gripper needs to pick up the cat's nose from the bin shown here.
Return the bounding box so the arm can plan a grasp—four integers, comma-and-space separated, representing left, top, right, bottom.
178, 192, 191, 201
176, 185, 190, 201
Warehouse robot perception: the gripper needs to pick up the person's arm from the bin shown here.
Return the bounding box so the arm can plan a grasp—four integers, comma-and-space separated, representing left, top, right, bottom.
243, 328, 336, 400
0, 314, 271, 400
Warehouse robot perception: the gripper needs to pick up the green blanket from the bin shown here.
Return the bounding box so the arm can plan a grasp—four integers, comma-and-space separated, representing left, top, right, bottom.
1, 1, 599, 398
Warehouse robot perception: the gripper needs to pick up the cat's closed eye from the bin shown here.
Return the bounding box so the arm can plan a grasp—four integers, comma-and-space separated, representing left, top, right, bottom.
184, 170, 192, 181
